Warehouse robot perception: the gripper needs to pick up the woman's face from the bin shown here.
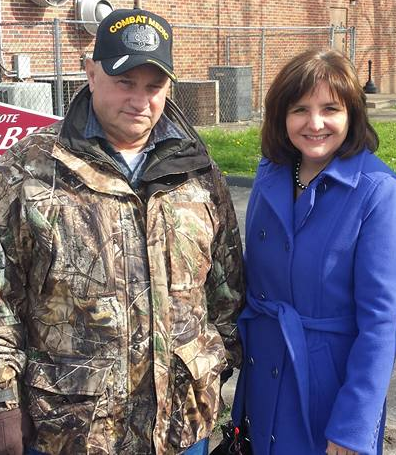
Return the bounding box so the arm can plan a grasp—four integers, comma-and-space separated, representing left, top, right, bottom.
286, 80, 349, 168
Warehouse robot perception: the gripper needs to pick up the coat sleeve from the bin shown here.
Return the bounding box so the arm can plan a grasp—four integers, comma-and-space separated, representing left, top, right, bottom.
0, 150, 30, 412
205, 163, 245, 372
325, 175, 396, 453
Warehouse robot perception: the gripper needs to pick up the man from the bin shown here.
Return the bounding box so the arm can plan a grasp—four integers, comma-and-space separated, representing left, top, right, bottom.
0, 8, 244, 455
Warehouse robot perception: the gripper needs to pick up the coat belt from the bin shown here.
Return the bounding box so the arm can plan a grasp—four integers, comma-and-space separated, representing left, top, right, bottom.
238, 290, 358, 447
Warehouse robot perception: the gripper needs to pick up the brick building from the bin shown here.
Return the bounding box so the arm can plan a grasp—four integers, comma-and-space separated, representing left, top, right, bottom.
0, 0, 395, 118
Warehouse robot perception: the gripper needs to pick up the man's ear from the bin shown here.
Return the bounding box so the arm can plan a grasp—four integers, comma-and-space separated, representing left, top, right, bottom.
85, 58, 96, 92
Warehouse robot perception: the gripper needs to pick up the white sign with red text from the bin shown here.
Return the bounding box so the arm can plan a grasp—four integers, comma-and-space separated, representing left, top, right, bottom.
0, 102, 62, 154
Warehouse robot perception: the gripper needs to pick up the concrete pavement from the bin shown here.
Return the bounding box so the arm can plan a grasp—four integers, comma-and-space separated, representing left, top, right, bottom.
211, 185, 396, 453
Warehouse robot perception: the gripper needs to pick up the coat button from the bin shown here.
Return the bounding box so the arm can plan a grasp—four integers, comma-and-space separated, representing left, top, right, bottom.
285, 241, 290, 252
271, 434, 276, 443
260, 292, 266, 300
248, 356, 254, 366
259, 229, 266, 240
271, 367, 279, 378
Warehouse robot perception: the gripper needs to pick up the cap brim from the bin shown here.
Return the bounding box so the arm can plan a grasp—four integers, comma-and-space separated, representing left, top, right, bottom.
100, 54, 177, 82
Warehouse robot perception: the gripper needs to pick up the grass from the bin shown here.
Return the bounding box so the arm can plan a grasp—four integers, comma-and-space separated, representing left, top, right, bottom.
373, 122, 396, 170
199, 122, 396, 177
199, 127, 261, 177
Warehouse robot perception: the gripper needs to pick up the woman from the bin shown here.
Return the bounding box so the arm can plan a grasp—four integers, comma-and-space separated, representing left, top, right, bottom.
232, 49, 396, 455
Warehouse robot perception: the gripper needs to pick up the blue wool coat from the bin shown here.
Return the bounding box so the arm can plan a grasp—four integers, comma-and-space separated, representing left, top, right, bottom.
232, 149, 396, 455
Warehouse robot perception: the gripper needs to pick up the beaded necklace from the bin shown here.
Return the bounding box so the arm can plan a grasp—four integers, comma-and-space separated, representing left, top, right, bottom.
294, 160, 308, 190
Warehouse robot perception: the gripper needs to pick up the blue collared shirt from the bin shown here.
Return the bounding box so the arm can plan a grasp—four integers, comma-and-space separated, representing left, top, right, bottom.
84, 99, 185, 187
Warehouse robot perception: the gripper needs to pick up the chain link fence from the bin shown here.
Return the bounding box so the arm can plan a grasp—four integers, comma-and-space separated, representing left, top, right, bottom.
172, 24, 355, 125
0, 20, 58, 114
0, 19, 92, 117
0, 19, 355, 125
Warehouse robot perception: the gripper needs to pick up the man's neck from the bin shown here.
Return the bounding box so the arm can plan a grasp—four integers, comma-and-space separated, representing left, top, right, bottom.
107, 135, 150, 155
111, 143, 146, 155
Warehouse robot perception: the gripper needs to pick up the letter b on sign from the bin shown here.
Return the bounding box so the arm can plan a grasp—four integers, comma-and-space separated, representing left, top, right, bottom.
0, 127, 23, 150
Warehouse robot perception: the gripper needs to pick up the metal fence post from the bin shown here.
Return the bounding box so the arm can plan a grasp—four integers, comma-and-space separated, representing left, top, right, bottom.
260, 28, 265, 119
349, 26, 356, 64
53, 18, 64, 117
329, 26, 335, 49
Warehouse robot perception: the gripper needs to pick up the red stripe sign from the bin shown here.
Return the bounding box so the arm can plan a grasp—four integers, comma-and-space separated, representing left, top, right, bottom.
0, 102, 62, 154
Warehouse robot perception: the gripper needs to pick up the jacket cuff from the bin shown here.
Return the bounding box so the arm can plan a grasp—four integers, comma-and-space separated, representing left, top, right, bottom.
0, 376, 20, 412
0, 387, 16, 402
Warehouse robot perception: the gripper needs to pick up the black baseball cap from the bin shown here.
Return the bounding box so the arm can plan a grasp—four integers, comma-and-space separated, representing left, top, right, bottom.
93, 8, 177, 82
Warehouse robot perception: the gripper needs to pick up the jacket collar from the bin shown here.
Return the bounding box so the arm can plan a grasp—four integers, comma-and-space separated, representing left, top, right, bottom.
320, 149, 368, 188
59, 84, 109, 160
255, 149, 369, 235
259, 148, 368, 190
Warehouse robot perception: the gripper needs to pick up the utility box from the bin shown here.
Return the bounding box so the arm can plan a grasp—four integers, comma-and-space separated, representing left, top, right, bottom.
208, 66, 252, 122
13, 54, 31, 79
172, 80, 219, 126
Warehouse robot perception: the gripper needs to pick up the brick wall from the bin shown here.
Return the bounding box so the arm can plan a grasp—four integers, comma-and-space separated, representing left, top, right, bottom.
1, 0, 395, 105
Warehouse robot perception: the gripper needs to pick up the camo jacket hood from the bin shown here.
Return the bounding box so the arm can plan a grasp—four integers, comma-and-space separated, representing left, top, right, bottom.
0, 85, 244, 454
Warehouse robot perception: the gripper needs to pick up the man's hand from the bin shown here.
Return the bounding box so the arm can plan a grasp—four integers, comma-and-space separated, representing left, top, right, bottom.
326, 440, 358, 455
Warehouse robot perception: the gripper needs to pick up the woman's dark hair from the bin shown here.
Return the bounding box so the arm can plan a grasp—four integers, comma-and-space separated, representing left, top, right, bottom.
261, 49, 379, 164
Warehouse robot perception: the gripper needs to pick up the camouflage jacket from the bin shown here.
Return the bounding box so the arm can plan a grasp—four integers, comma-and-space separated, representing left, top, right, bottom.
0, 86, 244, 454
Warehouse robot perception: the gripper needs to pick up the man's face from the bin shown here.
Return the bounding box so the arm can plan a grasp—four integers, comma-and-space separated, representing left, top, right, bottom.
86, 61, 170, 152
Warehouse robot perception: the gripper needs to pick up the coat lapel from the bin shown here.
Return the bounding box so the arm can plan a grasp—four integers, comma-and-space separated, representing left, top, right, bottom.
293, 152, 365, 232
294, 187, 316, 233
256, 164, 294, 238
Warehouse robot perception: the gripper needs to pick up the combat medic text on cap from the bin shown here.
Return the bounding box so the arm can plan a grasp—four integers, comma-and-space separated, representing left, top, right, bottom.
93, 8, 177, 82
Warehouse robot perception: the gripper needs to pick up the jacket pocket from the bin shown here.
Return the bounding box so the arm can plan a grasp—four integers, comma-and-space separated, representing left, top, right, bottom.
162, 202, 215, 292
39, 204, 117, 299
24, 355, 114, 454
169, 329, 227, 449
309, 343, 341, 442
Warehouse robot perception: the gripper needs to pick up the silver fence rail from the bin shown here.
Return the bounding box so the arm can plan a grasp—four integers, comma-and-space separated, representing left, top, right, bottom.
0, 19, 355, 124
